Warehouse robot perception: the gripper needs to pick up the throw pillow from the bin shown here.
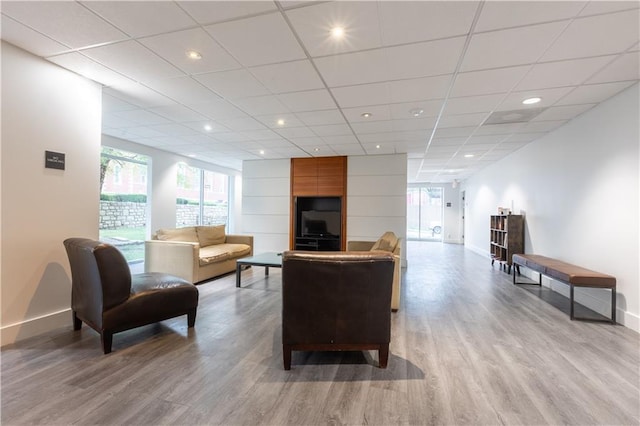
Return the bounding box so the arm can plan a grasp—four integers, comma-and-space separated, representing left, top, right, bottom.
156, 226, 199, 243
370, 231, 398, 252
197, 224, 226, 247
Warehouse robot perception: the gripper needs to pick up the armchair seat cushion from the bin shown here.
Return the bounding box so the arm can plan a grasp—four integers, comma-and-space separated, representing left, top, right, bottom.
199, 243, 251, 266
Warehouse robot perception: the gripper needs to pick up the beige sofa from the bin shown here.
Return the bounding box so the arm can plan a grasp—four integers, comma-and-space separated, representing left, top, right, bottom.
145, 225, 253, 283
348, 231, 402, 311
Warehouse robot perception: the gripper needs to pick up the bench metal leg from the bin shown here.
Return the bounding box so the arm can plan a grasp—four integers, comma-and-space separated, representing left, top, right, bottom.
570, 285, 616, 324
570, 284, 575, 320
611, 288, 616, 324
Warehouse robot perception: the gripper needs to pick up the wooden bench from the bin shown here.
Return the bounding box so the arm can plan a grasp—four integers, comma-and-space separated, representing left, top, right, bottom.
512, 254, 616, 323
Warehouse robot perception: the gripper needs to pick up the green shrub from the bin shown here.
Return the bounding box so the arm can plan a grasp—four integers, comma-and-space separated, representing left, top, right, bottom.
101, 194, 147, 203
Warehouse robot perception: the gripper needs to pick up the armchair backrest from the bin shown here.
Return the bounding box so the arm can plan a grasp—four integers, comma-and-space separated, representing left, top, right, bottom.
282, 251, 394, 345
63, 238, 132, 329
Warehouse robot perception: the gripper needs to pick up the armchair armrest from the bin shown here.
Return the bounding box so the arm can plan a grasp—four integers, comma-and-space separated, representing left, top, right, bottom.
225, 235, 254, 256
144, 240, 199, 283
347, 240, 375, 251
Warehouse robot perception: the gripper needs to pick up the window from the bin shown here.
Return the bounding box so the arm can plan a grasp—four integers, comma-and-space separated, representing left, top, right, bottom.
99, 147, 149, 264
177, 164, 229, 228
407, 186, 443, 240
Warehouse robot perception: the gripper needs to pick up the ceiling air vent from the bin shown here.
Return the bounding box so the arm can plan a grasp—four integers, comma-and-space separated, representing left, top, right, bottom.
483, 108, 546, 125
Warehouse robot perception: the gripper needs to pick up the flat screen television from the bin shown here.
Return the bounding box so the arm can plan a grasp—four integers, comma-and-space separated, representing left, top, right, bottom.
301, 210, 340, 237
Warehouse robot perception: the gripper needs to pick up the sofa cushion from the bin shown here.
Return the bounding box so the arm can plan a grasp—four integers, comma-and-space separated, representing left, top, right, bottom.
370, 231, 399, 253
199, 243, 251, 266
197, 225, 226, 247
156, 226, 198, 243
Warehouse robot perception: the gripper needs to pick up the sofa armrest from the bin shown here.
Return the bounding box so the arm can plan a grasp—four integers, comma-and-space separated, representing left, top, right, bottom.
144, 240, 199, 283
225, 235, 254, 255
347, 241, 375, 251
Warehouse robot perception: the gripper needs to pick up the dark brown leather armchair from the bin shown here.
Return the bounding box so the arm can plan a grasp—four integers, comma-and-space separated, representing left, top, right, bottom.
63, 238, 199, 354
282, 251, 395, 370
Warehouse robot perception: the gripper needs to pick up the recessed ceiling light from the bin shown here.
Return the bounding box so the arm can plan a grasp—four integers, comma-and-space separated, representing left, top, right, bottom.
375, 144, 381, 149
464, 154, 474, 158
314, 147, 320, 152
186, 50, 202, 60
361, 112, 372, 118
188, 154, 196, 158
410, 108, 424, 117
259, 150, 265, 155
203, 124, 212, 132
277, 119, 285, 126
330, 26, 345, 38
522, 97, 541, 105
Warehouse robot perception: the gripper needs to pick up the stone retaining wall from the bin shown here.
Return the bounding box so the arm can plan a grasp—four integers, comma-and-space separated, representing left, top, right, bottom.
100, 201, 228, 229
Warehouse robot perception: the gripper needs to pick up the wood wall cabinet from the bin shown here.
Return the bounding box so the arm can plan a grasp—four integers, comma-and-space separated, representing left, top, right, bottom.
290, 156, 347, 250
490, 214, 524, 273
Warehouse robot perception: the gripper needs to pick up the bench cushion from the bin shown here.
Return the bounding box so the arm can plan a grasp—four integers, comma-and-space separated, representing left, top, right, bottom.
512, 254, 615, 288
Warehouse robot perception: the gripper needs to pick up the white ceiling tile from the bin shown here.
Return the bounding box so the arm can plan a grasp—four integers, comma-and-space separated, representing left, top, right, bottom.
234, 95, 290, 115
82, 1, 196, 38
390, 101, 444, 119
310, 124, 353, 137
451, 66, 530, 97
103, 82, 175, 108
111, 109, 172, 126
296, 109, 346, 126
363, 144, 395, 155
342, 105, 392, 123
530, 104, 596, 121
541, 9, 640, 62
220, 116, 270, 131
213, 132, 251, 143
329, 144, 366, 156
275, 127, 317, 139
379, 1, 478, 45
331, 82, 391, 108
102, 113, 138, 129
277, 89, 337, 112
474, 123, 525, 135
205, 12, 305, 66
351, 121, 394, 135
461, 21, 568, 71
288, 137, 324, 146
392, 118, 436, 132
102, 93, 138, 113
554, 81, 636, 105
242, 129, 281, 141
120, 126, 167, 139
194, 69, 269, 99
249, 60, 324, 93
47, 52, 133, 87
504, 132, 546, 143
466, 135, 508, 145
587, 51, 640, 84
285, 1, 382, 57
498, 87, 575, 110
444, 94, 504, 115
177, 1, 278, 25
475, 1, 586, 32
186, 99, 248, 121
314, 49, 389, 87
439, 113, 489, 128
147, 105, 208, 123
516, 56, 616, 90
182, 121, 230, 134
579, 1, 640, 16
385, 37, 467, 80
517, 120, 567, 133
433, 127, 477, 138
389, 75, 453, 103
147, 123, 202, 138
139, 28, 240, 75
1, 15, 70, 57
432, 137, 469, 146
254, 113, 304, 129
82, 40, 185, 83
144, 77, 221, 105
322, 135, 360, 145
1, 1, 127, 49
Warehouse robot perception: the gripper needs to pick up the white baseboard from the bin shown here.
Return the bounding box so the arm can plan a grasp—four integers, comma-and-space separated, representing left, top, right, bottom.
1, 309, 71, 347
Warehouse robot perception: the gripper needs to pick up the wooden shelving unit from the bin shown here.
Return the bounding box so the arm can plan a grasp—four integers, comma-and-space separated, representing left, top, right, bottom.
490, 214, 524, 273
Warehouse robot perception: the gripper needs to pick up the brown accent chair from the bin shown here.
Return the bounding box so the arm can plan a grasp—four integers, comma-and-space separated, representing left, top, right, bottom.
282, 251, 395, 370
63, 238, 199, 354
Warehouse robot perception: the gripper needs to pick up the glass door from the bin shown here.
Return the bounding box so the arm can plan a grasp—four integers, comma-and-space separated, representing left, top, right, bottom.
407, 186, 443, 241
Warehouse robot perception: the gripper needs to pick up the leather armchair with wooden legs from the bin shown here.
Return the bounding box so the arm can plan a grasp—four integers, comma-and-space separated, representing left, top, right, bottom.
63, 238, 199, 354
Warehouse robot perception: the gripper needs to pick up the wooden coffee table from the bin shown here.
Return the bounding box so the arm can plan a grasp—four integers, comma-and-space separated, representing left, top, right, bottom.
236, 252, 283, 288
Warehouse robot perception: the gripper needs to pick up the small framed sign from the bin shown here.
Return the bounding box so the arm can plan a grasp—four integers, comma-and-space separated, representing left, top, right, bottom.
45, 151, 65, 170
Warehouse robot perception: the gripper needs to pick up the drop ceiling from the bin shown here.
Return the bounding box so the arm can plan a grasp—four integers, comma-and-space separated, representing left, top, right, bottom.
2, 1, 638, 182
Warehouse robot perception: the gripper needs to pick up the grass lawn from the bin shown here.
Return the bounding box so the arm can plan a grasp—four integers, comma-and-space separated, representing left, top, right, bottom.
99, 227, 145, 263
100, 227, 146, 241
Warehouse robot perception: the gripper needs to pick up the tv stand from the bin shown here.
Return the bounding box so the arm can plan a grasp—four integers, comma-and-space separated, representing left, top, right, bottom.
295, 236, 340, 251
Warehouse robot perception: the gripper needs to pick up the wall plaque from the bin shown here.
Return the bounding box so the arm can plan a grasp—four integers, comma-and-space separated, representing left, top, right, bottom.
45, 151, 65, 170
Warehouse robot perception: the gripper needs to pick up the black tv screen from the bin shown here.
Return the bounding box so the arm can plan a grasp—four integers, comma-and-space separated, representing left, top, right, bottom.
301, 210, 340, 237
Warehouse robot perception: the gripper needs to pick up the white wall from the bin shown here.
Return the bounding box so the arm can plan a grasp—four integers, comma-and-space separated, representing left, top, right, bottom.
241, 159, 291, 253
1, 42, 102, 345
463, 84, 639, 331
241, 154, 408, 263
102, 135, 241, 234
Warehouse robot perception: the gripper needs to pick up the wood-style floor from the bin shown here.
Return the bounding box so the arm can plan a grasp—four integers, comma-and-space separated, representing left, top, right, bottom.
2, 242, 639, 425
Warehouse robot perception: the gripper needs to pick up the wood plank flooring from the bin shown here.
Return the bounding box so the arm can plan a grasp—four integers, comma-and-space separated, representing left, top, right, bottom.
2, 242, 639, 425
